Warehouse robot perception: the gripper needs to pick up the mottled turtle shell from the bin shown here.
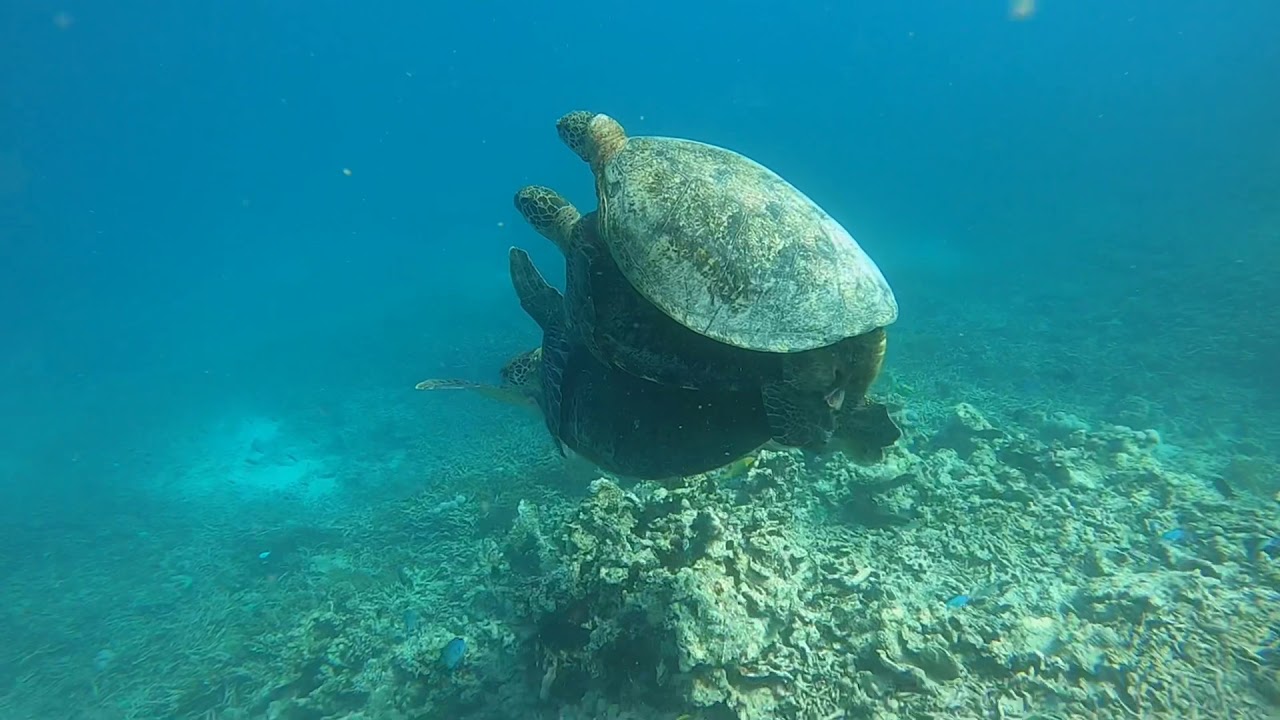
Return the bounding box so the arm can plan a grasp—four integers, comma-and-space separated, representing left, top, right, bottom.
558, 111, 898, 353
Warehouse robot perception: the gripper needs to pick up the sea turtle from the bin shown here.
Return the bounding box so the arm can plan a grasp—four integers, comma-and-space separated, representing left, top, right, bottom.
414, 247, 902, 479
513, 182, 889, 450
548, 111, 898, 448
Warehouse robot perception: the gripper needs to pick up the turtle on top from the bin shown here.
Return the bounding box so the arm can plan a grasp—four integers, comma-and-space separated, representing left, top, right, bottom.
417, 109, 903, 479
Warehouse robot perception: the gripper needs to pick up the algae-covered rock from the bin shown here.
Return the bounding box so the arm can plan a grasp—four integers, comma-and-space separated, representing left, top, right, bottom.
934, 403, 1005, 456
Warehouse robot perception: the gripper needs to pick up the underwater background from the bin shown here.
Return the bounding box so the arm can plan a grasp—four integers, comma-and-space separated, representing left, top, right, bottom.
1, 1, 1279, 718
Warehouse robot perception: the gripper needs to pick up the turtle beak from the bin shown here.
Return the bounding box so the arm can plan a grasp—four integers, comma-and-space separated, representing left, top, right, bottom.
824, 387, 846, 410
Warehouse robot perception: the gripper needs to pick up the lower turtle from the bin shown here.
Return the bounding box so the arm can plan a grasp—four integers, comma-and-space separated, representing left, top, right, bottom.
414, 247, 902, 480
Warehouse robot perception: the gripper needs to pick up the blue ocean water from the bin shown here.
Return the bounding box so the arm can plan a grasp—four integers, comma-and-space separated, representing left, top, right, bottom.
1, 2, 1278, 718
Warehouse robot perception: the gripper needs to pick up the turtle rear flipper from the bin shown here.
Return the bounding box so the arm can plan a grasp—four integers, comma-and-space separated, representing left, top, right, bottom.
763, 351, 840, 448
761, 381, 836, 449
509, 246, 571, 455
828, 401, 902, 464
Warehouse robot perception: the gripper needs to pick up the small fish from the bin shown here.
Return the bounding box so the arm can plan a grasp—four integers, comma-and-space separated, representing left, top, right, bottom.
1161, 528, 1190, 543
1210, 476, 1235, 499
970, 579, 1010, 603
945, 594, 971, 609
721, 453, 757, 479
1261, 537, 1280, 558
441, 636, 467, 670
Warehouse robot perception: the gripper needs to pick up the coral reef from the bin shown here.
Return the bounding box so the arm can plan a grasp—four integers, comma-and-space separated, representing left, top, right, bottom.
4, 398, 1280, 719
497, 403, 1280, 719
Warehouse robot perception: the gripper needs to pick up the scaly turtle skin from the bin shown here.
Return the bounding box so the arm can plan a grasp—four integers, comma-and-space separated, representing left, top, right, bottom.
414, 248, 903, 477
414, 348, 542, 407
552, 112, 897, 448
513, 183, 887, 449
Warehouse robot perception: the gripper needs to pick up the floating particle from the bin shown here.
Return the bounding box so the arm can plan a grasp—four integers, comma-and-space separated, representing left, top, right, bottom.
1009, 0, 1037, 21
93, 649, 115, 672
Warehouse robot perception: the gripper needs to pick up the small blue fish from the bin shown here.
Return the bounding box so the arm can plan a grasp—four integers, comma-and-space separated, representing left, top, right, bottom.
441, 636, 467, 670
1261, 537, 1280, 557
402, 609, 419, 634
945, 594, 971, 609
1161, 528, 1189, 543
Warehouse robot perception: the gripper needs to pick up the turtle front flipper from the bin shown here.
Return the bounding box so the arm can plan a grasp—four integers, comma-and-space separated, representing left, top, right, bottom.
509, 246, 572, 455
414, 378, 535, 408
414, 378, 481, 391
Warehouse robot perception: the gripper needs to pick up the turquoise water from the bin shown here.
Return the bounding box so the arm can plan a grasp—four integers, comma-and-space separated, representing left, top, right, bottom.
1, 2, 1278, 718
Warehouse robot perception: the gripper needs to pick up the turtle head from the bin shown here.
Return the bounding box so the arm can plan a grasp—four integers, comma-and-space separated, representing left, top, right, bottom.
556, 111, 628, 168
556, 111, 596, 163
500, 348, 543, 396
514, 185, 581, 253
